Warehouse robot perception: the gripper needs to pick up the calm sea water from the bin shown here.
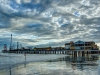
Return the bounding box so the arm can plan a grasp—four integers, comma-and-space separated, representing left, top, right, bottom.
0, 53, 100, 75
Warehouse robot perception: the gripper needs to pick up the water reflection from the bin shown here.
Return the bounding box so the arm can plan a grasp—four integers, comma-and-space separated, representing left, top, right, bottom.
0, 54, 99, 75
39, 54, 99, 75
57, 54, 99, 70
70, 56, 98, 70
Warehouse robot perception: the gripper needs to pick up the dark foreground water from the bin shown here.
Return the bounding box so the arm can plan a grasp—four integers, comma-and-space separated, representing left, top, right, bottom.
0, 53, 100, 75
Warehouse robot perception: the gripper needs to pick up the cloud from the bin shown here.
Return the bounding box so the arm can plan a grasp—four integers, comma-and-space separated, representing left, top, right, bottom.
0, 0, 100, 50
0, 13, 11, 28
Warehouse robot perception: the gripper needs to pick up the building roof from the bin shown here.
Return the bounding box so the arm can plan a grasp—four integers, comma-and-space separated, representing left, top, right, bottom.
75, 40, 84, 44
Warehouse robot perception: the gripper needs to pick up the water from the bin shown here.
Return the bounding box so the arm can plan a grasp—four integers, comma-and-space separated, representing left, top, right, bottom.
0, 53, 100, 75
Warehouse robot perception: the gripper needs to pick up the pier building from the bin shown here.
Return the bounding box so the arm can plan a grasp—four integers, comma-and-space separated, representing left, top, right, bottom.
65, 40, 99, 50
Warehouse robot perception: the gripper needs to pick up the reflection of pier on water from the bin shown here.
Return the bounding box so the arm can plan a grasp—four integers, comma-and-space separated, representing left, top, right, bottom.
45, 51, 99, 70
64, 53, 98, 70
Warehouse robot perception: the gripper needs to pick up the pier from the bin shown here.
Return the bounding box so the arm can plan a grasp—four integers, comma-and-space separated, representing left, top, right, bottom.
2, 34, 100, 56
4, 49, 100, 55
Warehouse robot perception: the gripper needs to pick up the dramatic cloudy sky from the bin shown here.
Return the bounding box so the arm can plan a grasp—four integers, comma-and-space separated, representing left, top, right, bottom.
0, 0, 100, 50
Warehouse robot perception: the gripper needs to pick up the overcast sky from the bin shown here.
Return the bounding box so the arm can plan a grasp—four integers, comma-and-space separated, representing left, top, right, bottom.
0, 0, 100, 50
